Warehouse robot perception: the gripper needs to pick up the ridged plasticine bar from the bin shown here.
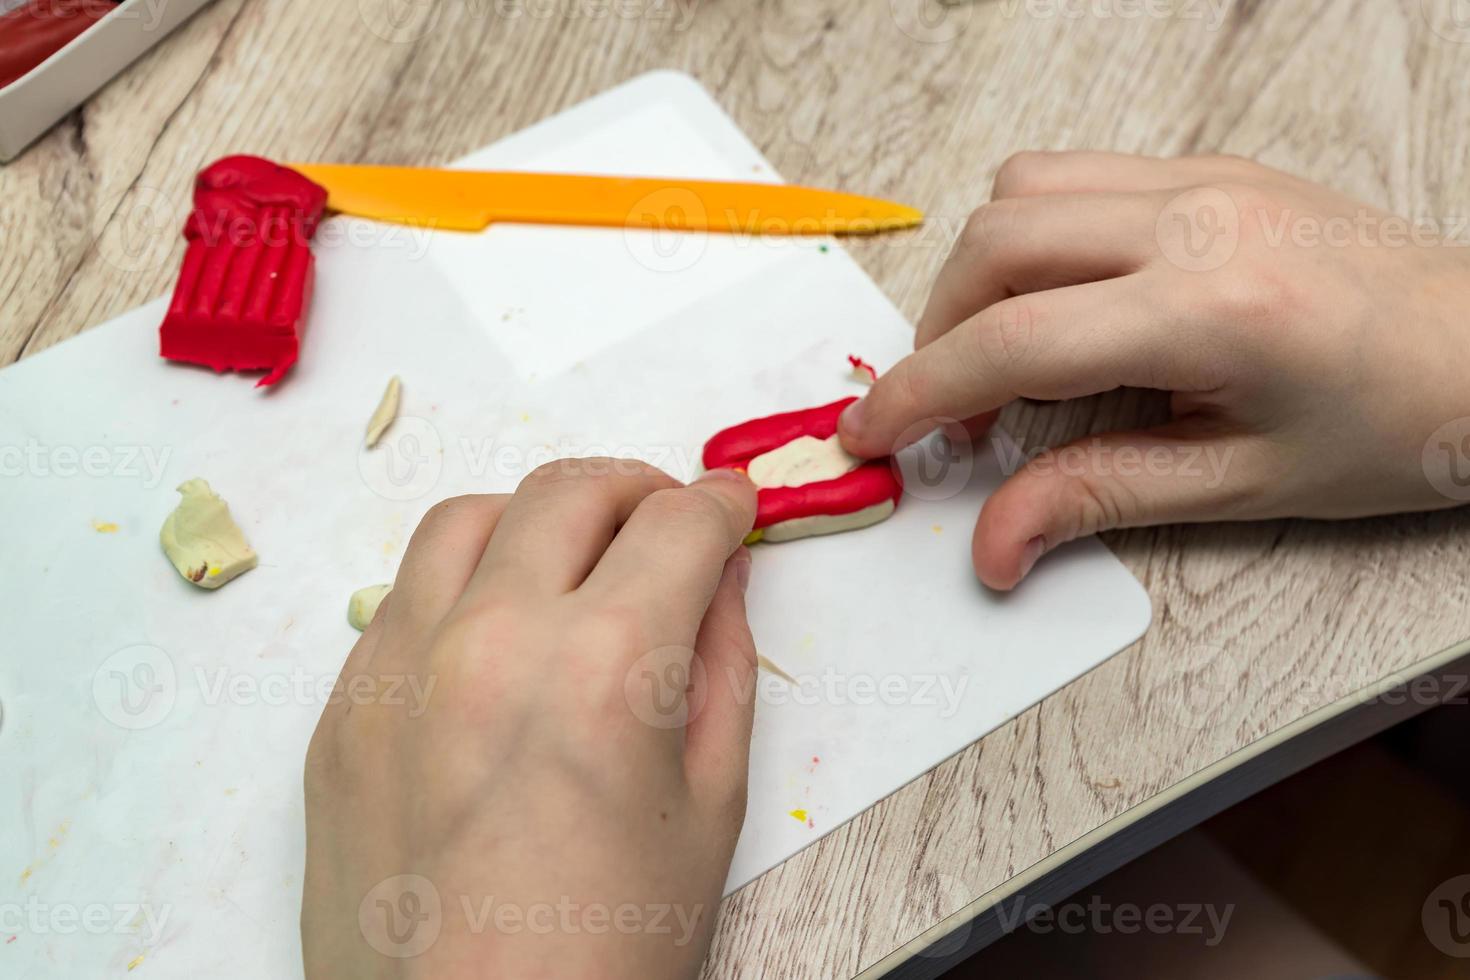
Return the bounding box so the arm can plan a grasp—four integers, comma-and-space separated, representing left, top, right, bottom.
159, 156, 329, 387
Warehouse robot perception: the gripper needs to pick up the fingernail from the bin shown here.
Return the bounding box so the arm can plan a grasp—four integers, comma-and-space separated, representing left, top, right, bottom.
732, 552, 752, 593
1019, 535, 1046, 579
840, 398, 864, 435
697, 467, 751, 485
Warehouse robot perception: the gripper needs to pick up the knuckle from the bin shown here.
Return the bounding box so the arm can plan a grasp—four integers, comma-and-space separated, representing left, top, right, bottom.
1209, 179, 1273, 217
644, 485, 735, 531
958, 199, 1021, 257
862, 364, 927, 452
523, 457, 673, 495
992, 150, 1050, 198
974, 297, 1044, 385
436, 600, 524, 659
304, 719, 340, 786
569, 456, 660, 481
1206, 264, 1286, 327
605, 457, 667, 481
1067, 473, 1137, 536
883, 362, 925, 417
574, 603, 647, 656
1201, 154, 1266, 181
418, 493, 480, 531
523, 457, 588, 489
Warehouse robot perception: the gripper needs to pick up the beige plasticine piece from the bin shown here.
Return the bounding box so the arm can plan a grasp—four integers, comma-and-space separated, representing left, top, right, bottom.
746, 433, 861, 490
364, 376, 402, 448
743, 432, 893, 541
347, 584, 393, 630
761, 498, 896, 543
757, 655, 799, 685
159, 479, 258, 589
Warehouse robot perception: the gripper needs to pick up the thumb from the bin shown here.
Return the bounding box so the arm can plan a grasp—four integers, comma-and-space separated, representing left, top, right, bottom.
684, 548, 757, 821
974, 428, 1261, 590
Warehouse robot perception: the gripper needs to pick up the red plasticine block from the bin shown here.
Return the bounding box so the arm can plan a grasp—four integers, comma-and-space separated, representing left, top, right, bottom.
703, 398, 903, 531
159, 156, 329, 387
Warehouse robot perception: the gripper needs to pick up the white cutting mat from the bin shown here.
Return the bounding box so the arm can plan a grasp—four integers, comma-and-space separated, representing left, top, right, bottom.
0, 71, 1150, 976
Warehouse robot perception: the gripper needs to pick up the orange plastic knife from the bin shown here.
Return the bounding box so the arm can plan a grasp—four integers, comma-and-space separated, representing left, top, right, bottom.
288, 164, 923, 235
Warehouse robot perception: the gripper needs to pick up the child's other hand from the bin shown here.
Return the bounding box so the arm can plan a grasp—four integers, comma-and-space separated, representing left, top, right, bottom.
302, 462, 757, 980
839, 151, 1470, 589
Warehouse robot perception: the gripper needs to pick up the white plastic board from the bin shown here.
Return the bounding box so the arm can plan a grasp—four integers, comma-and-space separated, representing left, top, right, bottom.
0, 71, 1150, 977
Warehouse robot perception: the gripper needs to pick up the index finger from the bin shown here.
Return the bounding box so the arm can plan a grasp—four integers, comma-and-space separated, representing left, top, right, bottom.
915, 192, 1158, 350
839, 276, 1206, 458
578, 468, 757, 652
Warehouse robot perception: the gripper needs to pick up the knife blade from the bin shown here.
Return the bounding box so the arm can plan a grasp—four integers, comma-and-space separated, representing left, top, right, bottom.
288, 163, 923, 235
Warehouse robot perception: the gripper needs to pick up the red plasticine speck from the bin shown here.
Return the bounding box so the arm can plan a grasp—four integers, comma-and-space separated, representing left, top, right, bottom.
159, 156, 329, 387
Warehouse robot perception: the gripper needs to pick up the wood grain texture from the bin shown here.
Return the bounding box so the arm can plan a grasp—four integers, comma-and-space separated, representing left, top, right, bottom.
4, 1, 1470, 977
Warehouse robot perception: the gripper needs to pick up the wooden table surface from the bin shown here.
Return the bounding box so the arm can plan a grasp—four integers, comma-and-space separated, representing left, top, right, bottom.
6, 1, 1470, 977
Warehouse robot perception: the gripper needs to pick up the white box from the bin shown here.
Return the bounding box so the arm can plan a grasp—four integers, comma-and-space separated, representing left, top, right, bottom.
0, 0, 216, 160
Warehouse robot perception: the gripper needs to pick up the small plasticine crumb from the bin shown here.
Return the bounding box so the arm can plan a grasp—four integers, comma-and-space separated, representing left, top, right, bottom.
348, 584, 393, 630
91, 520, 119, 534
788, 808, 808, 823
127, 953, 145, 970
757, 655, 799, 685
365, 376, 402, 448
847, 354, 877, 385
159, 480, 258, 590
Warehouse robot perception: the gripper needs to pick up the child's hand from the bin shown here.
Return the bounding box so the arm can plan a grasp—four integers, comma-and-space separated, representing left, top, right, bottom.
839, 151, 1470, 589
301, 462, 757, 980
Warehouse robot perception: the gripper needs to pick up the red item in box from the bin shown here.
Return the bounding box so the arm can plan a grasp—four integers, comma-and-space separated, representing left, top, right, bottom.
159, 155, 329, 387
0, 0, 116, 90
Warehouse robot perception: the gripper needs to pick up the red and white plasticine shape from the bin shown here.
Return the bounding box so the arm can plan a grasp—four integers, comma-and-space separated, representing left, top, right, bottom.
847, 354, 878, 385
703, 396, 902, 543
159, 156, 329, 387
